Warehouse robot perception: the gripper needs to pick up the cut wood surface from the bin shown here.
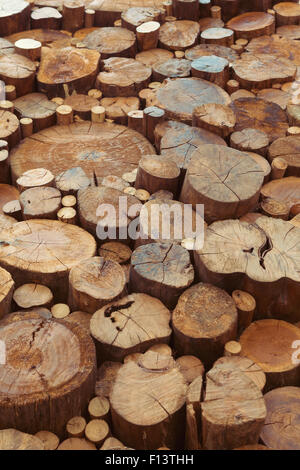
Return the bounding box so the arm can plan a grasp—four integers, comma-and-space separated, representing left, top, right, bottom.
240, 320, 300, 390
0, 429, 44, 450
34, 431, 59, 450
77, 185, 141, 240
6, 28, 72, 46
82, 27, 136, 58
0, 0, 31, 37
192, 104, 235, 138
37, 47, 100, 97
153, 58, 191, 81
194, 216, 300, 322
158, 20, 200, 51
19, 186, 61, 219
68, 256, 126, 313
121, 6, 163, 31
0, 53, 36, 98
13, 283, 53, 310
276, 24, 300, 40
14, 93, 57, 132
0, 110, 21, 149
230, 128, 269, 156
172, 283, 238, 367
185, 43, 238, 64
257, 88, 291, 111
200, 27, 234, 47
110, 350, 187, 449
274, 2, 300, 26
147, 77, 231, 124
0, 267, 14, 320
0, 184, 20, 214
176, 355, 204, 384
0, 219, 96, 301
90, 293, 171, 362
96, 57, 152, 97
230, 97, 289, 142
260, 176, 300, 210
160, 124, 227, 173
63, 94, 100, 120
100, 97, 140, 125
261, 386, 300, 450
227, 12, 275, 39
233, 54, 296, 90
95, 361, 122, 398
137, 198, 202, 246
31, 7, 62, 30
180, 145, 264, 222
201, 360, 266, 449
245, 34, 300, 66
135, 154, 180, 194
268, 136, 300, 176
214, 356, 266, 391
135, 48, 174, 68
191, 55, 229, 88
10, 121, 154, 182
130, 242, 194, 308
0, 311, 96, 436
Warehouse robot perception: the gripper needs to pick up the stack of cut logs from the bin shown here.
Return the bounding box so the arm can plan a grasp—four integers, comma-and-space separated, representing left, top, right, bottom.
0, 0, 300, 451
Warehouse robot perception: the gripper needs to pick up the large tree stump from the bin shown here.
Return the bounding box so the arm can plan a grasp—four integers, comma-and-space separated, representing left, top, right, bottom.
160, 124, 227, 175
180, 145, 264, 223
261, 387, 300, 450
0, 267, 14, 319
185, 43, 238, 64
77, 186, 141, 241
260, 176, 300, 211
6, 28, 72, 47
0, 0, 31, 36
10, 122, 155, 183
19, 186, 62, 220
82, 27, 136, 58
232, 54, 296, 90
110, 351, 187, 449
0, 219, 96, 301
0, 311, 96, 437
240, 320, 300, 390
268, 136, 300, 177
245, 34, 300, 66
69, 257, 126, 314
37, 47, 100, 98
147, 77, 231, 124
194, 216, 300, 322
0, 429, 44, 450
214, 356, 266, 391
13, 93, 57, 132
201, 360, 266, 449
172, 283, 238, 368
274, 2, 300, 26
121, 6, 163, 31
129, 242, 194, 309
90, 293, 171, 362
230, 97, 289, 142
227, 12, 275, 39
0, 53, 36, 98
158, 20, 200, 51
96, 57, 152, 97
